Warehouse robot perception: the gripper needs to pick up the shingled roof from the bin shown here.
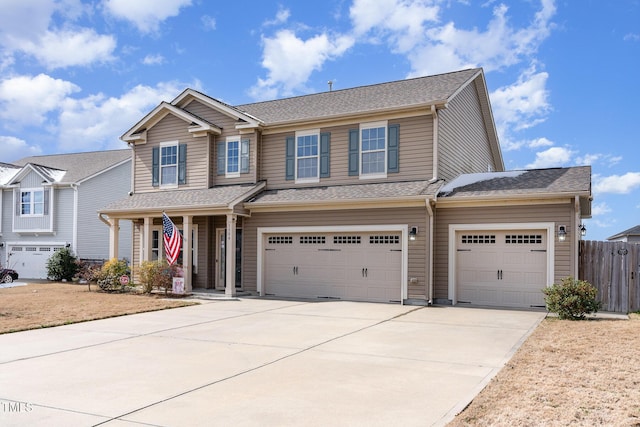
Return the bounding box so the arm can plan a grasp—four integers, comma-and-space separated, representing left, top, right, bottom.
236, 68, 481, 124
607, 225, 640, 241
13, 149, 131, 184
437, 166, 592, 199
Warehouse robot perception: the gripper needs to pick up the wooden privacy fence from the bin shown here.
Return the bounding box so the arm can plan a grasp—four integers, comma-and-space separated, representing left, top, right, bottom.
579, 240, 640, 313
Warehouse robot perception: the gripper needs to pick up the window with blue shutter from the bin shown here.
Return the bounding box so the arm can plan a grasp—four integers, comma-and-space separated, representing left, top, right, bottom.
320, 132, 330, 178
153, 142, 186, 186
217, 142, 225, 175
240, 139, 250, 173
387, 124, 399, 173
178, 144, 187, 184
348, 129, 359, 176
152, 147, 159, 186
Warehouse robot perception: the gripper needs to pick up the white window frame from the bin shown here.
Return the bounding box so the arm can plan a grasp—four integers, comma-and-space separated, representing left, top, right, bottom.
159, 141, 179, 187
225, 136, 241, 178
295, 129, 320, 184
20, 188, 45, 217
150, 224, 198, 274
359, 120, 387, 179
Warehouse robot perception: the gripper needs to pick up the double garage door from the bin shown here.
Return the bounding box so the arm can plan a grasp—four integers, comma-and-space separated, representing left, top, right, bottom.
456, 230, 548, 308
7, 245, 64, 279
264, 231, 402, 303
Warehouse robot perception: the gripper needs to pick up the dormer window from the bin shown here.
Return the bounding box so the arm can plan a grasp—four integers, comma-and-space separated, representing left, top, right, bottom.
21, 188, 44, 216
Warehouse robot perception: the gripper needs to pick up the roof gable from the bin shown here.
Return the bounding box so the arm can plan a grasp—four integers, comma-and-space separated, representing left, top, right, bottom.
121, 102, 222, 143
171, 89, 264, 129
607, 225, 640, 240
9, 163, 66, 185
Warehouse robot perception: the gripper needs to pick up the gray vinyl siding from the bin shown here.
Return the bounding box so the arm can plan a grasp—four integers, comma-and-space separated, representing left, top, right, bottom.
182, 100, 258, 186
260, 115, 433, 190
77, 161, 132, 261
243, 207, 429, 298
433, 203, 574, 302
438, 83, 496, 182
134, 114, 209, 193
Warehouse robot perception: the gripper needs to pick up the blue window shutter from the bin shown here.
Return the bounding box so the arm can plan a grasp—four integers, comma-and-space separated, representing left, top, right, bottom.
285, 136, 295, 180
152, 146, 159, 186
43, 188, 50, 215
240, 139, 250, 173
178, 144, 187, 184
387, 124, 399, 173
348, 129, 359, 176
217, 142, 225, 175
320, 132, 330, 178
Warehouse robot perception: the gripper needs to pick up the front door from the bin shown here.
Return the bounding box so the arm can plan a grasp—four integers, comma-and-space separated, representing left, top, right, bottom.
216, 228, 242, 290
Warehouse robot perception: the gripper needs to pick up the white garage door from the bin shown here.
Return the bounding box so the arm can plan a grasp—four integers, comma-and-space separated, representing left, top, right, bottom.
456, 230, 547, 308
264, 232, 402, 303
8, 245, 63, 279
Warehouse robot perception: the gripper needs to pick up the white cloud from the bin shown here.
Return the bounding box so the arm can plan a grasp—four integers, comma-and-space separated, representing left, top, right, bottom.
0, 135, 43, 162
501, 136, 554, 152
526, 146, 574, 168
249, 30, 354, 99
575, 153, 601, 165
263, 7, 291, 27
624, 33, 640, 42
591, 202, 612, 216
57, 81, 194, 151
491, 66, 551, 132
103, 0, 193, 33
350, 0, 439, 52
406, 1, 556, 76
0, 74, 80, 126
593, 172, 640, 195
17, 29, 116, 69
201, 15, 216, 31
142, 54, 165, 65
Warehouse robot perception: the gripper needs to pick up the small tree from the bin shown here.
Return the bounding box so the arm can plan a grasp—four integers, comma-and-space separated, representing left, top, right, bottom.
46, 248, 79, 281
543, 277, 602, 320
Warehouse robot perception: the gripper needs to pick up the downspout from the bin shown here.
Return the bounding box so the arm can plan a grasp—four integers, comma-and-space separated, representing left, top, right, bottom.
431, 104, 439, 182
425, 198, 435, 305
574, 195, 581, 278
72, 184, 78, 255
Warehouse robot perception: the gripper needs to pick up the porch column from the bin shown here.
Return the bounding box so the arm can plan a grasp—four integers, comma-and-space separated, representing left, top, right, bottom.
225, 213, 237, 297
182, 215, 193, 293
108, 218, 119, 259
142, 216, 152, 262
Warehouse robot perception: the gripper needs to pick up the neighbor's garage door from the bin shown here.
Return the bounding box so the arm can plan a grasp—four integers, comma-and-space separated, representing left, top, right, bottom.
8, 245, 63, 279
264, 232, 402, 303
456, 230, 547, 308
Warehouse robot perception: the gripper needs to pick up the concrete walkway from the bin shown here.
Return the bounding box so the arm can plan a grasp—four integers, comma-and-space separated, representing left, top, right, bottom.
0, 298, 545, 427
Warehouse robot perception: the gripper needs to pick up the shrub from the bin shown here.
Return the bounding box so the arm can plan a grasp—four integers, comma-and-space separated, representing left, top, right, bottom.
543, 277, 601, 320
139, 260, 182, 294
95, 258, 130, 292
46, 248, 79, 281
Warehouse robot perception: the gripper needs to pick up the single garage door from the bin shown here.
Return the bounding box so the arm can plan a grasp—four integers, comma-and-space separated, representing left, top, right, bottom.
8, 245, 63, 279
456, 230, 547, 308
264, 231, 402, 303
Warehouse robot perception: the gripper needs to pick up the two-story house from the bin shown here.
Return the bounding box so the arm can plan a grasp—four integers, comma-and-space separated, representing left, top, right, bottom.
1, 150, 132, 279
100, 68, 591, 308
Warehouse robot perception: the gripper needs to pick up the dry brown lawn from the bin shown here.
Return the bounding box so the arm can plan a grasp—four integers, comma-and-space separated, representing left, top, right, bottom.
449, 314, 640, 426
0, 282, 197, 334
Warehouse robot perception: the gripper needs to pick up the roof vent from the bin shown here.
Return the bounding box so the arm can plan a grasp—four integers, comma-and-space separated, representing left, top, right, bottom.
328, 81, 333, 92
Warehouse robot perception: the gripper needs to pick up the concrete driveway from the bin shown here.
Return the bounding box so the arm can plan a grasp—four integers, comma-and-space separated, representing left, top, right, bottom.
0, 298, 544, 427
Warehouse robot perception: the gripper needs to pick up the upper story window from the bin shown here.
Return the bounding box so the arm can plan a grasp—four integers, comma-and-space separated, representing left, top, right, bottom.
360, 121, 387, 178
217, 138, 250, 178
20, 188, 44, 216
160, 144, 178, 186
285, 131, 330, 183
152, 142, 187, 187
349, 122, 399, 179
296, 129, 319, 183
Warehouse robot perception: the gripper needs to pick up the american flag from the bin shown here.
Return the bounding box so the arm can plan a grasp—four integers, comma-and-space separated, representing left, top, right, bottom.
162, 213, 182, 265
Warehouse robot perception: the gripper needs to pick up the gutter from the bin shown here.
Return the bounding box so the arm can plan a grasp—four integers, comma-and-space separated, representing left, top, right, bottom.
431, 105, 439, 182
425, 198, 435, 305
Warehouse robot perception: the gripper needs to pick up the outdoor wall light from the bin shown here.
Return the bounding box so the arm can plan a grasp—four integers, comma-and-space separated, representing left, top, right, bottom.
409, 226, 418, 241
580, 224, 587, 237
65, 243, 71, 248
0, 242, 4, 248
557, 225, 567, 242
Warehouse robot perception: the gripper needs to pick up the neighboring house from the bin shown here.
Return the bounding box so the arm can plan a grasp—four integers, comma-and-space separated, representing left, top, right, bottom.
100, 68, 592, 308
607, 225, 640, 243
0, 150, 132, 279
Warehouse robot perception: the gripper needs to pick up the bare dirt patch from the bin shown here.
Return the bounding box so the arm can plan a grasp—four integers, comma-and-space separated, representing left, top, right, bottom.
0, 282, 197, 334
449, 314, 640, 426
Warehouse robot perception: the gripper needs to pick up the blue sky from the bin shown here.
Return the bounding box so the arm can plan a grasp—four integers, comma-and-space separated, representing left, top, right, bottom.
0, 0, 638, 240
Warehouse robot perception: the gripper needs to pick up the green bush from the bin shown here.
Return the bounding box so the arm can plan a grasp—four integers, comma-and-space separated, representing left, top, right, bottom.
46, 248, 79, 281
543, 277, 601, 320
